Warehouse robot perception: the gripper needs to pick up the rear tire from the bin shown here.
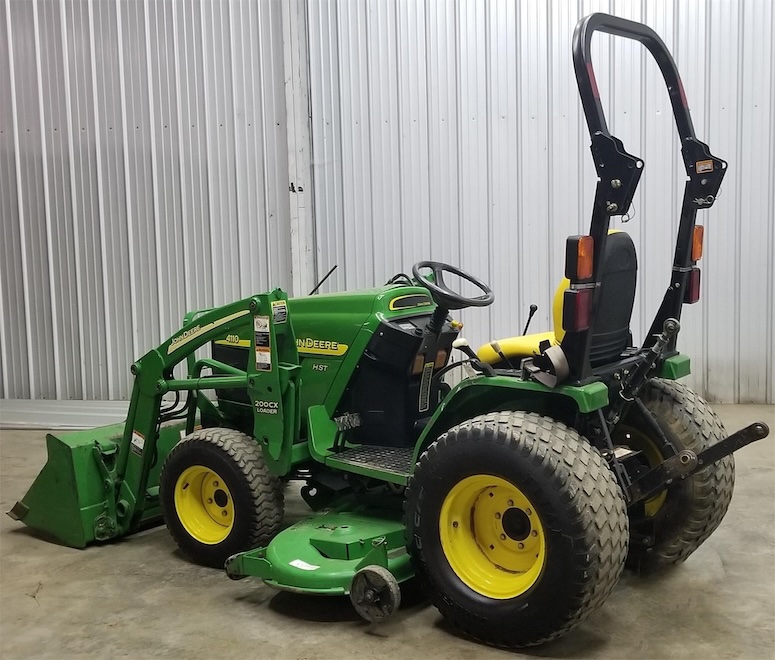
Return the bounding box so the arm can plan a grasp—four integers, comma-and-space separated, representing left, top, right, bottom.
405, 411, 628, 648
621, 379, 735, 571
160, 428, 283, 568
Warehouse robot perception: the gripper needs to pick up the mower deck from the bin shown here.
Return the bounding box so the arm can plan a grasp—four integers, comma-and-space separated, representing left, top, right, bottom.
225, 501, 413, 595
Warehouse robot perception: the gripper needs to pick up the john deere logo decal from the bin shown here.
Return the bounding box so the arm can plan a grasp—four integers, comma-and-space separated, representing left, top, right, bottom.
168, 310, 250, 354
296, 338, 348, 356
389, 294, 432, 311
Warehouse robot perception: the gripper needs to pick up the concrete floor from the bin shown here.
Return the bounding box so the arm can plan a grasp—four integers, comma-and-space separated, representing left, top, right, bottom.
1, 404, 774, 659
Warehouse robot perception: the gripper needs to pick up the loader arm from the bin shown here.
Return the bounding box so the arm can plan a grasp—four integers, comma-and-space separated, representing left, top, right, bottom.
115, 300, 254, 535
9, 290, 300, 547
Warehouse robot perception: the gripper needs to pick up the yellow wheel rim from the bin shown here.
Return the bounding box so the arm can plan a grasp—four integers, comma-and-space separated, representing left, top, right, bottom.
619, 427, 668, 516
439, 475, 546, 600
174, 465, 235, 544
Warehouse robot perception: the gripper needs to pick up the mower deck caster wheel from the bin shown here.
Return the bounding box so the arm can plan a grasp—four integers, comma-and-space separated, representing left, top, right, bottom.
349, 565, 401, 623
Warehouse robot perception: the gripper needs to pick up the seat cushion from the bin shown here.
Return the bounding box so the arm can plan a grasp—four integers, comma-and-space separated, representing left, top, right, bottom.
477, 278, 567, 365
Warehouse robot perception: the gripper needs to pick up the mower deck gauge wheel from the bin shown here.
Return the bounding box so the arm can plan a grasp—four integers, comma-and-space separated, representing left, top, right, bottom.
349, 565, 401, 623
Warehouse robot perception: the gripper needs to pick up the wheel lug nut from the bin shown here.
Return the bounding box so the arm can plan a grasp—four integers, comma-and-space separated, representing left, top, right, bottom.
526, 508, 532, 516
500, 534, 506, 541
531, 530, 538, 537
213, 481, 219, 487
221, 510, 227, 517
507, 500, 514, 506
452, 521, 459, 528
207, 498, 213, 504
495, 512, 501, 519
518, 543, 524, 549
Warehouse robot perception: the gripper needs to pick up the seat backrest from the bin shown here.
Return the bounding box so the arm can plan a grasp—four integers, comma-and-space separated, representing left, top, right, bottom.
552, 230, 637, 367
588, 230, 638, 366
478, 231, 638, 368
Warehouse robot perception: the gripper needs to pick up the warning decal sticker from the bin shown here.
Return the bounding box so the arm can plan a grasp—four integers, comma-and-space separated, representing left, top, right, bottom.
418, 361, 434, 413
696, 159, 714, 174
254, 315, 272, 372
130, 430, 145, 456
271, 300, 288, 324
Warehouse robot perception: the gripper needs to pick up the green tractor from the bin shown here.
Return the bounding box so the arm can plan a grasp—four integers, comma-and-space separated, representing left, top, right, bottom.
9, 14, 769, 648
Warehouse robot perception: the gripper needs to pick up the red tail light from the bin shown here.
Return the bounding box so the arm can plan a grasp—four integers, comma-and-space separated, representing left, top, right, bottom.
684, 268, 701, 304
562, 288, 593, 332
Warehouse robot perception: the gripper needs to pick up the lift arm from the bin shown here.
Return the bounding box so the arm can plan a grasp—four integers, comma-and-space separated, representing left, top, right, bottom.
115, 290, 299, 537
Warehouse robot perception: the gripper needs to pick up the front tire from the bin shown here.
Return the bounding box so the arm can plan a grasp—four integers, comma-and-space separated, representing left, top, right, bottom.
406, 411, 628, 648
159, 428, 283, 568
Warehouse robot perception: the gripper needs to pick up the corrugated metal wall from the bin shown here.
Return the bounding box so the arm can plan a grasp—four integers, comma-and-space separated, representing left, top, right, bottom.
0, 0, 291, 400
308, 0, 775, 404
2, 0, 774, 405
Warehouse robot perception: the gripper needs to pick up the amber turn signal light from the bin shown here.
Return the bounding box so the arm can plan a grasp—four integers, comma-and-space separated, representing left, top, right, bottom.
692, 225, 704, 262
565, 235, 594, 282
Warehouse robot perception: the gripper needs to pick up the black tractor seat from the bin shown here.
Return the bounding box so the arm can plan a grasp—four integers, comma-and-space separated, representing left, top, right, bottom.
478, 230, 638, 368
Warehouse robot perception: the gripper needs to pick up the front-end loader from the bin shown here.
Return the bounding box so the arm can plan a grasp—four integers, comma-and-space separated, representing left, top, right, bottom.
10, 14, 770, 648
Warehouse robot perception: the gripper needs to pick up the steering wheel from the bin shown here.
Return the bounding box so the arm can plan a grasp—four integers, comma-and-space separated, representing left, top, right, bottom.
412, 260, 494, 310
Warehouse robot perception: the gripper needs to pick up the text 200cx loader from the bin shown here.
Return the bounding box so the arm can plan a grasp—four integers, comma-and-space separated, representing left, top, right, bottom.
10, 13, 769, 648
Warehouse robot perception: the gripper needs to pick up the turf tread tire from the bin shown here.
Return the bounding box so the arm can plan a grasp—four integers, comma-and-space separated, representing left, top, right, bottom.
160, 427, 283, 568
405, 411, 629, 648
630, 378, 734, 570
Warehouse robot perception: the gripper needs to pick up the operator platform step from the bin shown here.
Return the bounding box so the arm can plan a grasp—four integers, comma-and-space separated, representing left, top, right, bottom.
332, 445, 414, 476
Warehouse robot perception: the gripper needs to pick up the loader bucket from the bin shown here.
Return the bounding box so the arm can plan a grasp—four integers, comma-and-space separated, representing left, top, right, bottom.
8, 424, 125, 548
8, 421, 183, 548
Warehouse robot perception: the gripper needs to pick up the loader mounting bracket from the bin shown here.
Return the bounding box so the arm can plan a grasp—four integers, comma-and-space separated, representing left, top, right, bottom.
92, 442, 121, 541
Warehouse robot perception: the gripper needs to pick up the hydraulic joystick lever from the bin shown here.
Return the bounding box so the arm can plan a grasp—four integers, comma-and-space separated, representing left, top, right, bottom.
522, 304, 538, 336
452, 338, 495, 376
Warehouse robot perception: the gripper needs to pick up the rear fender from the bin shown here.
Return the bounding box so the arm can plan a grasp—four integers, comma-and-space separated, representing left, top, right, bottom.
411, 375, 609, 465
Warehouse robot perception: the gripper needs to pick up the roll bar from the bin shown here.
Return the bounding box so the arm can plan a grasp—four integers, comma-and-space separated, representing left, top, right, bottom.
574, 13, 696, 141
562, 13, 727, 380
